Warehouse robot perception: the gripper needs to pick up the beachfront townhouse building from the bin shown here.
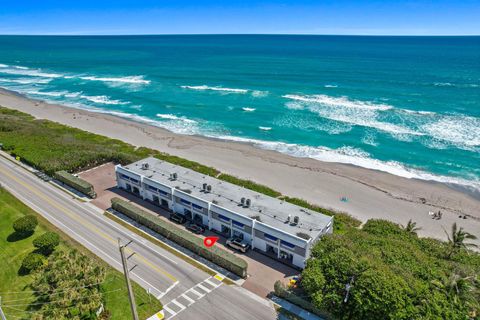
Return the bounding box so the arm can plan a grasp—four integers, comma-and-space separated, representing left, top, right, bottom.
115, 157, 333, 269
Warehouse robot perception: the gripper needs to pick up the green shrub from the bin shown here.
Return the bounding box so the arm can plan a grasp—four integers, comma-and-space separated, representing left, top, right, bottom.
33, 232, 60, 254
54, 170, 96, 198
218, 174, 281, 197
13, 215, 38, 235
21, 252, 46, 273
111, 198, 248, 277
273, 280, 332, 319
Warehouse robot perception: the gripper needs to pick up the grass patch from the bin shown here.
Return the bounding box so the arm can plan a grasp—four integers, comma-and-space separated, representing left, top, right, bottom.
0, 187, 161, 320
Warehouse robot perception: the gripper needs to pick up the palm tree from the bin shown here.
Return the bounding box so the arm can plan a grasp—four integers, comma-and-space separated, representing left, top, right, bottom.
403, 219, 421, 235
431, 273, 474, 305
445, 223, 478, 258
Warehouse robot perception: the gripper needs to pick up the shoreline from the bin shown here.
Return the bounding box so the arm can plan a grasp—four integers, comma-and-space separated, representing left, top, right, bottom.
1, 87, 479, 244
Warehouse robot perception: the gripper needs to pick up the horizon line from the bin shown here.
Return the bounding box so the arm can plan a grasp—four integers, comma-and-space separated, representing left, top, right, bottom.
0, 33, 479, 37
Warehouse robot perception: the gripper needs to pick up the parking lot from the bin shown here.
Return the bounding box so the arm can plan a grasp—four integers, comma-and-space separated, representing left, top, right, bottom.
79, 163, 299, 298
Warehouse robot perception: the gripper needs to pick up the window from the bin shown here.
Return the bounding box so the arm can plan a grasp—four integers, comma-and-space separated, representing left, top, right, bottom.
192, 203, 203, 211
264, 233, 278, 242
130, 178, 139, 184
147, 185, 158, 192
280, 240, 295, 249
180, 199, 191, 206
232, 220, 244, 229
218, 214, 231, 222
159, 190, 169, 196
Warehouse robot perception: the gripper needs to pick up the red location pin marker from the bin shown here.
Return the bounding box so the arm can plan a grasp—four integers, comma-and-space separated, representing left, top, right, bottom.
203, 236, 219, 248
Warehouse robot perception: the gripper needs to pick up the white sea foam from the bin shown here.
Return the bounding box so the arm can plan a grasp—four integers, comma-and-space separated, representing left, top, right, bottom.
28, 90, 70, 97
79, 75, 150, 84
80, 95, 129, 105
242, 107, 256, 112
156, 113, 197, 123
421, 115, 480, 148
181, 85, 248, 94
283, 94, 421, 136
210, 135, 480, 190
0, 64, 8, 68
259, 126, 272, 131
252, 90, 269, 97
0, 67, 63, 78
283, 94, 393, 111
13, 66, 29, 70
0, 77, 52, 84
324, 84, 338, 88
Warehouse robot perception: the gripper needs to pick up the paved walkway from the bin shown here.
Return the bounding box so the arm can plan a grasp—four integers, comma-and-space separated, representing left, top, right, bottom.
271, 295, 324, 320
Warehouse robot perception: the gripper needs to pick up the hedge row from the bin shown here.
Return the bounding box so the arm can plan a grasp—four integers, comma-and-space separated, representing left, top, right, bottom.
111, 198, 248, 277
273, 280, 332, 319
55, 171, 96, 198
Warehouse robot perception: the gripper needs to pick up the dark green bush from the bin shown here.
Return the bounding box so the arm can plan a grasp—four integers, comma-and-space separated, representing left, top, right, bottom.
21, 252, 46, 273
111, 198, 248, 277
33, 232, 60, 254
13, 215, 38, 235
54, 171, 96, 198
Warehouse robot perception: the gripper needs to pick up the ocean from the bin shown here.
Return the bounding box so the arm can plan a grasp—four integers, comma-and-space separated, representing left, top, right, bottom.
0, 35, 479, 191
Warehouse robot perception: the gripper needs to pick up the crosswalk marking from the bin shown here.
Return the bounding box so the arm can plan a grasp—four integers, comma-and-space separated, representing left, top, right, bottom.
181, 293, 196, 306
188, 287, 205, 298
154, 274, 226, 319
204, 278, 219, 288
196, 283, 212, 293
163, 305, 177, 317
171, 299, 186, 311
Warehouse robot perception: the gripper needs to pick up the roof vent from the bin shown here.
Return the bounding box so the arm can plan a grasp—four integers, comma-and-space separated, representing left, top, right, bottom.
241, 197, 246, 206
170, 173, 178, 180
293, 216, 299, 225
245, 199, 251, 208
206, 185, 212, 193
202, 183, 208, 191
287, 214, 291, 223
141, 163, 149, 170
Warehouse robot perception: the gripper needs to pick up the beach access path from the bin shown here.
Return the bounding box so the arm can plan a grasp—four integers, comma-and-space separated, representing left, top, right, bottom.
1, 88, 479, 247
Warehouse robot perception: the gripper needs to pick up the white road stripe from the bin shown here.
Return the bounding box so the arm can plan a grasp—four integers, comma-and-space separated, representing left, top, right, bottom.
162, 305, 177, 317
171, 299, 186, 311
187, 287, 205, 299
204, 278, 220, 288
196, 283, 212, 293
180, 293, 196, 306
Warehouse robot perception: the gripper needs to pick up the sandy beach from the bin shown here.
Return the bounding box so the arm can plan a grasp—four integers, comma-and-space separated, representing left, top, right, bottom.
1, 88, 479, 245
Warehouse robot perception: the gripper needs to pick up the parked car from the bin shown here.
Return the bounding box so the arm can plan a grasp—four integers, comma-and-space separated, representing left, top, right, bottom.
169, 214, 186, 224
186, 222, 205, 234
226, 237, 250, 253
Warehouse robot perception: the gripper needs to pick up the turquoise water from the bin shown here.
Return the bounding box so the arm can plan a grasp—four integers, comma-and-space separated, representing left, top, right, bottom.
0, 35, 479, 191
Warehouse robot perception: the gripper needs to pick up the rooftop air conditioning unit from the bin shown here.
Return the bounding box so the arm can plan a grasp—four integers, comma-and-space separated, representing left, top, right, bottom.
293, 216, 299, 225
141, 163, 149, 170
202, 183, 207, 191
245, 198, 251, 207
206, 185, 212, 192
241, 197, 246, 206
287, 214, 291, 223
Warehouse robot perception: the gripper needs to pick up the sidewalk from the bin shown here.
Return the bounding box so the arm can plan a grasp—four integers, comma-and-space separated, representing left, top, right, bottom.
271, 295, 324, 320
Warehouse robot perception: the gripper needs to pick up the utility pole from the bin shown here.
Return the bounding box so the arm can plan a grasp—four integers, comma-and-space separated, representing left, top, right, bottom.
118, 239, 139, 320
0, 296, 7, 320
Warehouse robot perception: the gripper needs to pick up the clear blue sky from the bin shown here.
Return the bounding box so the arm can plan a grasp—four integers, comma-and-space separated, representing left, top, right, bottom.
1, 0, 479, 35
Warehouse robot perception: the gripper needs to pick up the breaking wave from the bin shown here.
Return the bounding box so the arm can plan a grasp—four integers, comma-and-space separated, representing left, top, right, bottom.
156, 113, 197, 123
79, 75, 150, 84
242, 107, 256, 112
181, 85, 248, 93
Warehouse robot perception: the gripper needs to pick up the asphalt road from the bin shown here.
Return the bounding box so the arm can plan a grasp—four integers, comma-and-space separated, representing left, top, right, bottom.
0, 154, 277, 320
